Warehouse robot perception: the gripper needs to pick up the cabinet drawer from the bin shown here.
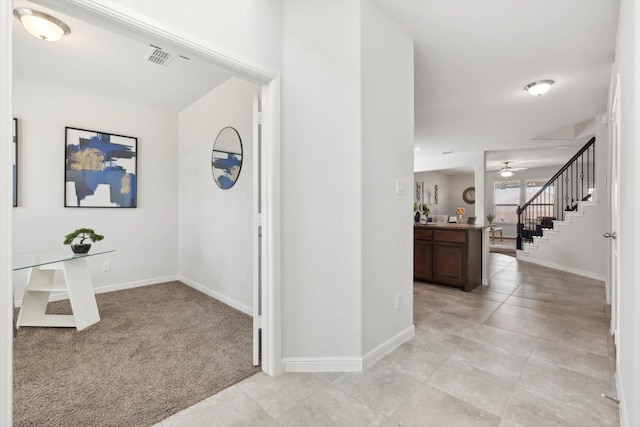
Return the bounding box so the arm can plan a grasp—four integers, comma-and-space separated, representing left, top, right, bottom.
414, 227, 433, 240
434, 229, 466, 243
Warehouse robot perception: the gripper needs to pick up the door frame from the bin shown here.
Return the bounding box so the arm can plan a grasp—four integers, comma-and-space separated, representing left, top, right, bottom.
0, 3, 14, 425
609, 73, 621, 341
1, 1, 282, 424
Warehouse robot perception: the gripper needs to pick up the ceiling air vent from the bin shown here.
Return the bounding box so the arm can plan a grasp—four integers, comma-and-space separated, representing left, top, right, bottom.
144, 46, 175, 67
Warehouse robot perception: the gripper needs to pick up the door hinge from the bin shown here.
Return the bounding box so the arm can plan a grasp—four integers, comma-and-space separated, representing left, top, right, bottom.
254, 112, 263, 125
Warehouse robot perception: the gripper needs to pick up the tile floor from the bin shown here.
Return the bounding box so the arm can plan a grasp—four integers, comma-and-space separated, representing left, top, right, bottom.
155, 254, 619, 426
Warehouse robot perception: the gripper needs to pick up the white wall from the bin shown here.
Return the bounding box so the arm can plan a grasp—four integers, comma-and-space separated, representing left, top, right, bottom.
414, 150, 486, 223
614, 1, 640, 425
178, 77, 256, 314
12, 78, 179, 299
360, 0, 414, 358
414, 171, 450, 215
280, 0, 363, 362
518, 202, 608, 280
450, 174, 475, 219
9, 0, 416, 373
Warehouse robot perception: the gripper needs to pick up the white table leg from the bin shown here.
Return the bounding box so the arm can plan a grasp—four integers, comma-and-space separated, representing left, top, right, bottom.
62, 258, 100, 330
16, 268, 55, 327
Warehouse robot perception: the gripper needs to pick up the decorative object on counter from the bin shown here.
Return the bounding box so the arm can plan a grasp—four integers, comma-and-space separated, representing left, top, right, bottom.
422, 203, 430, 219
212, 127, 243, 189
413, 202, 430, 224
63, 228, 104, 254
456, 207, 465, 224
65, 127, 137, 208
486, 213, 495, 224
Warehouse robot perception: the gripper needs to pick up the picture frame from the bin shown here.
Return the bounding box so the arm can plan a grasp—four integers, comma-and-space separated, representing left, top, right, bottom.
12, 118, 17, 207
64, 127, 137, 208
424, 182, 434, 205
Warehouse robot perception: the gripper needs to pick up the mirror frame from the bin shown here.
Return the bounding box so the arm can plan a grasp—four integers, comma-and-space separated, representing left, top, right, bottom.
211, 126, 243, 189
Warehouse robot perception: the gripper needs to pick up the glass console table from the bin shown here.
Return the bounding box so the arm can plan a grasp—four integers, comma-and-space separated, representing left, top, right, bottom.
14, 250, 114, 331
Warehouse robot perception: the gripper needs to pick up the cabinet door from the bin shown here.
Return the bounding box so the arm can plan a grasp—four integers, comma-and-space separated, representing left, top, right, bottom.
414, 240, 432, 281
433, 242, 465, 286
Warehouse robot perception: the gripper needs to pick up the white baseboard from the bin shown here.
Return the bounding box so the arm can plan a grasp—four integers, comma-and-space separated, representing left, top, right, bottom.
178, 275, 252, 316
283, 356, 363, 372
283, 325, 415, 373
616, 366, 628, 427
14, 275, 252, 318
14, 275, 179, 307
362, 324, 415, 370
517, 256, 606, 281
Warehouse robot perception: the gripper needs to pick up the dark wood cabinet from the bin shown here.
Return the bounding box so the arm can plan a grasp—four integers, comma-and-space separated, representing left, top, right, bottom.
414, 233, 433, 281
414, 225, 483, 292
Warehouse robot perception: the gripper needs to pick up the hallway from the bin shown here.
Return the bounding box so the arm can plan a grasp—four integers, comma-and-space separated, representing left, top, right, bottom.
156, 254, 618, 426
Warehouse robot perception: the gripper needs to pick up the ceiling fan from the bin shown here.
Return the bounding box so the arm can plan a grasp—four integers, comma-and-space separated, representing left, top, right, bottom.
498, 162, 527, 177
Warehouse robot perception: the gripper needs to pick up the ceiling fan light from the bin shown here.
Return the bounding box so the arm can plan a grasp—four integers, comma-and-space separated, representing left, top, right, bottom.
13, 8, 70, 42
500, 170, 513, 177
525, 80, 554, 96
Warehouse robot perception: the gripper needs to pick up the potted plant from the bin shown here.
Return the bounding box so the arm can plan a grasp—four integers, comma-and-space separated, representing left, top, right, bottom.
63, 228, 104, 254
486, 213, 495, 224
422, 203, 430, 219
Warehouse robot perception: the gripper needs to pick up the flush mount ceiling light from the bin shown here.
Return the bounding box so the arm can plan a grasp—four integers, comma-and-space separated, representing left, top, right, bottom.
524, 80, 554, 96
13, 8, 70, 42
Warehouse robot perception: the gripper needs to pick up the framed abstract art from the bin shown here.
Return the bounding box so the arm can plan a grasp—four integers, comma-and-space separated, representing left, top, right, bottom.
64, 127, 137, 207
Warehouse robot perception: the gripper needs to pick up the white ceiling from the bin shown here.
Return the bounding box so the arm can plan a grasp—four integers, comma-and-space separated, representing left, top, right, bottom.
13, 0, 620, 173
13, 0, 233, 112
375, 0, 619, 172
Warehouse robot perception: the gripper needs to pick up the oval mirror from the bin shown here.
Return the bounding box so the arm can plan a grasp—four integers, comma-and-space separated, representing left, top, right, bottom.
211, 127, 243, 189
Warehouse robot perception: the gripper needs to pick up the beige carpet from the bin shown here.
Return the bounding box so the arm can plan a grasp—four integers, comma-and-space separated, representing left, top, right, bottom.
13, 281, 260, 427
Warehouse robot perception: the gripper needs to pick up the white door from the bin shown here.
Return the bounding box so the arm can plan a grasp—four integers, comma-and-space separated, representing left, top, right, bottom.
608, 74, 621, 343
252, 91, 263, 366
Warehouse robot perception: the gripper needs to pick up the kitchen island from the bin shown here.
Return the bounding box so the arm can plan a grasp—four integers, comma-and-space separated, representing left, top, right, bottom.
414, 223, 488, 292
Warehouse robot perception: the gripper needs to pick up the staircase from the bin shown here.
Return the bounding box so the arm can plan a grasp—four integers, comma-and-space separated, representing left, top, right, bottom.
516, 193, 607, 279
515, 137, 608, 280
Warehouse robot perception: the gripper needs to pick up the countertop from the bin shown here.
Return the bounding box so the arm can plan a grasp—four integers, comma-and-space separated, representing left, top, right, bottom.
414, 223, 491, 230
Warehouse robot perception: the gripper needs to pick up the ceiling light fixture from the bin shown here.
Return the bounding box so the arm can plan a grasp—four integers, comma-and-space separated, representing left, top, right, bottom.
524, 80, 554, 96
13, 8, 71, 42
498, 161, 526, 177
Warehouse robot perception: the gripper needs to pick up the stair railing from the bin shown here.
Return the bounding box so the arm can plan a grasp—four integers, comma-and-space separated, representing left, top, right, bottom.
516, 137, 596, 250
